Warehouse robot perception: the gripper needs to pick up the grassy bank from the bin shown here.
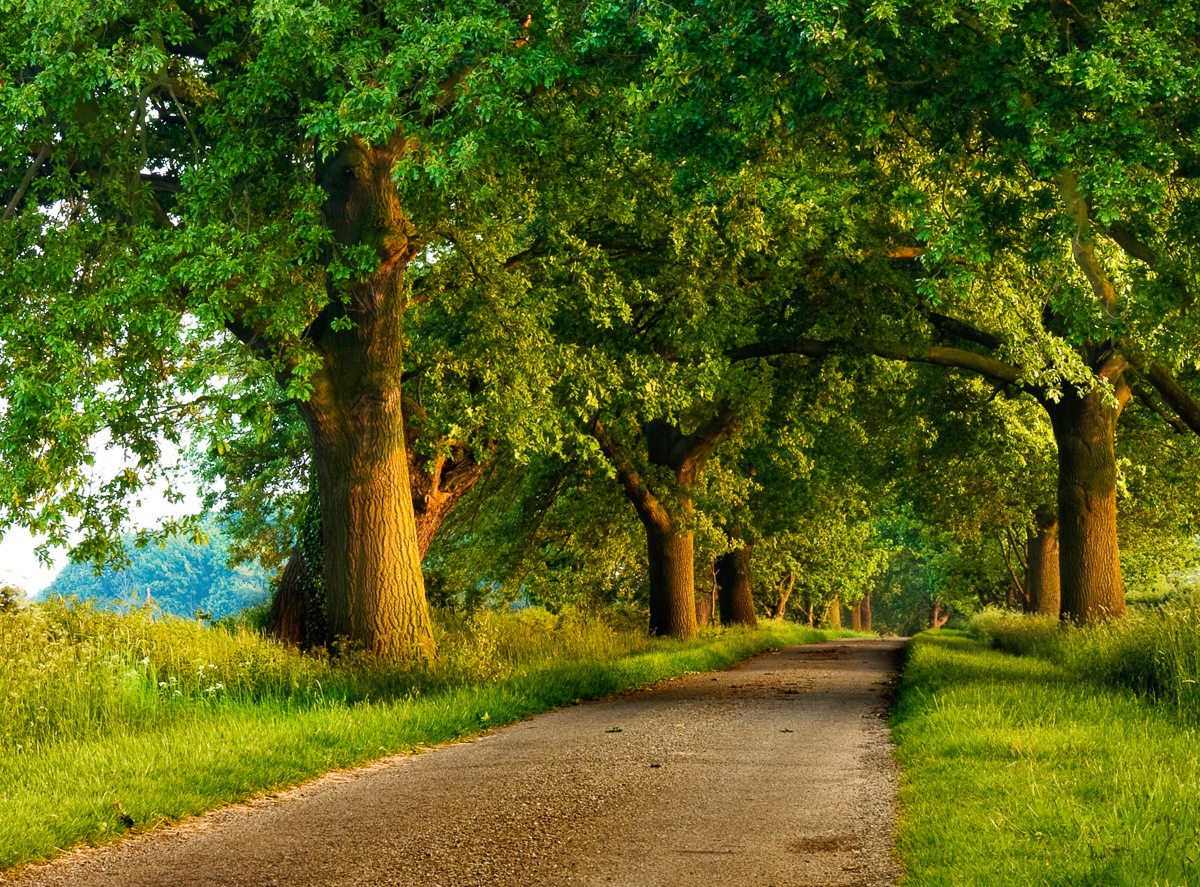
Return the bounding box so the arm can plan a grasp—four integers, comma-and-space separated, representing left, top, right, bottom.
972, 605, 1200, 723
893, 631, 1200, 886
0, 601, 846, 871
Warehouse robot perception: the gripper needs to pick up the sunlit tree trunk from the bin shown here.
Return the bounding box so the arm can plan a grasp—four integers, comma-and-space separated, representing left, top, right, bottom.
593, 411, 736, 640
1046, 378, 1129, 623
861, 593, 872, 632
643, 520, 699, 637
850, 599, 863, 631
826, 598, 842, 629
772, 572, 796, 620
930, 601, 949, 629
294, 137, 435, 659
267, 439, 482, 649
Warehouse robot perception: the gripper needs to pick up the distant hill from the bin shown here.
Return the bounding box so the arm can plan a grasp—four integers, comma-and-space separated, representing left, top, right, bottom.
41, 526, 272, 620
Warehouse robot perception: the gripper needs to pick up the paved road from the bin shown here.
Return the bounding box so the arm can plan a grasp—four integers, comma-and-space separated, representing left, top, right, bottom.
10, 638, 905, 887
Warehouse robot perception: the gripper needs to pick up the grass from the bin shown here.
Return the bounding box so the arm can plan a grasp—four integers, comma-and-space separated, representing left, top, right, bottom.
892, 630, 1200, 887
0, 600, 850, 872
970, 605, 1200, 722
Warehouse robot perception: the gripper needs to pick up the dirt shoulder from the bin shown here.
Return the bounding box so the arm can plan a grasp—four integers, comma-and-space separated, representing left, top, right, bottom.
9, 637, 905, 887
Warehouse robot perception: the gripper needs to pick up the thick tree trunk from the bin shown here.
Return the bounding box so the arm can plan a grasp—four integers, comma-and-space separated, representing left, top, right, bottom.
715, 544, 758, 629
1025, 505, 1061, 616
645, 521, 699, 638
593, 414, 736, 641
772, 572, 796, 620
850, 599, 863, 632
267, 447, 481, 650
825, 598, 842, 629
1047, 385, 1127, 623
294, 137, 435, 660
302, 388, 434, 658
861, 593, 872, 632
266, 545, 314, 647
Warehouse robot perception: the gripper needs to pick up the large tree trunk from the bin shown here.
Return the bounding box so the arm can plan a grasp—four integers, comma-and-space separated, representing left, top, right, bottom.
592, 413, 736, 641
715, 543, 758, 629
645, 521, 699, 638
1025, 505, 1061, 616
293, 137, 435, 660
850, 599, 863, 632
266, 544, 315, 647
861, 593, 872, 632
825, 598, 842, 629
1047, 383, 1128, 623
267, 443, 482, 650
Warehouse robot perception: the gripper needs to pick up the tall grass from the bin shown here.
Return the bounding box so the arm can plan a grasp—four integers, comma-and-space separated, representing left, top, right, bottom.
970, 602, 1200, 722
893, 631, 1200, 886
0, 599, 673, 754
0, 599, 845, 871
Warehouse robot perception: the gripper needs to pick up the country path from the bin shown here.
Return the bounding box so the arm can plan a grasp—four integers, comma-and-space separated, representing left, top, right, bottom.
8, 637, 906, 887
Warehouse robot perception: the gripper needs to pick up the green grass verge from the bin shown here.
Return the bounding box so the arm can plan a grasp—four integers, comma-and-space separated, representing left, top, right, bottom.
893, 631, 1200, 887
1, 615, 846, 872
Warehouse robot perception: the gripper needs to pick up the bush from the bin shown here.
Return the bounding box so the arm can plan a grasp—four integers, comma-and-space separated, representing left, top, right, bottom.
0, 584, 23, 614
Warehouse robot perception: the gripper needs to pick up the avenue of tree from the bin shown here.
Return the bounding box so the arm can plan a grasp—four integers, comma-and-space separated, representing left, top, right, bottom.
4, 0, 1200, 654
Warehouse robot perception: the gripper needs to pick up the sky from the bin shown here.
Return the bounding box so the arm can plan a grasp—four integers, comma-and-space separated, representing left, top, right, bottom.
0, 442, 204, 596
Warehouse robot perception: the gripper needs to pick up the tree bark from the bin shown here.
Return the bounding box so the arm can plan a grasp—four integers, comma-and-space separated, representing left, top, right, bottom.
696, 563, 717, 627
825, 598, 842, 629
772, 572, 796, 620
930, 601, 949, 629
294, 137, 435, 659
266, 544, 313, 647
1025, 505, 1061, 616
645, 521, 699, 638
1046, 381, 1129, 623
861, 593, 872, 632
850, 598, 863, 632
715, 543, 758, 628
267, 441, 483, 649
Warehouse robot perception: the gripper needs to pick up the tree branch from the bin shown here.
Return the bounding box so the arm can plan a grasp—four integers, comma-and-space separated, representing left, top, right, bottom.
3, 144, 52, 221
591, 419, 671, 530
672, 404, 739, 485
928, 312, 1004, 350
1134, 360, 1200, 435
731, 336, 1024, 388
1058, 170, 1119, 316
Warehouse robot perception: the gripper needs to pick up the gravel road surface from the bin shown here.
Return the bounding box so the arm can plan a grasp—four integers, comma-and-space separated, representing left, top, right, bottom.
9, 637, 905, 887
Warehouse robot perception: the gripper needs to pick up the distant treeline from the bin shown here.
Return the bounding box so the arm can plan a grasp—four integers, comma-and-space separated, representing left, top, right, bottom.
40, 526, 271, 620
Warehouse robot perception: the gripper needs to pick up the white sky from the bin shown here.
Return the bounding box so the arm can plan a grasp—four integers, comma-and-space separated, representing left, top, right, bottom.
0, 441, 203, 596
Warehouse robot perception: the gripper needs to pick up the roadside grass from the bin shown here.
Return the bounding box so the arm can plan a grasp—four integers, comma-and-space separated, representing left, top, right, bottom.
893, 631, 1200, 887
972, 605, 1200, 722
0, 601, 851, 871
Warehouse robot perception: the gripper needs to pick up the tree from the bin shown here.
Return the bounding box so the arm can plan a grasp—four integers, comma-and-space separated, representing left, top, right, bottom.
631, 0, 1200, 624
43, 523, 271, 620
0, 0, 597, 657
